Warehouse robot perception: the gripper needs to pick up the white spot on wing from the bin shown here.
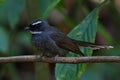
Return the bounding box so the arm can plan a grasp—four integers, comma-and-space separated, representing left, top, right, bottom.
32, 21, 42, 25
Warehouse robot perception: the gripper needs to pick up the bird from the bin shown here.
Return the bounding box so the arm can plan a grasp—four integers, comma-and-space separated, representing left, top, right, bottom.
25, 19, 113, 57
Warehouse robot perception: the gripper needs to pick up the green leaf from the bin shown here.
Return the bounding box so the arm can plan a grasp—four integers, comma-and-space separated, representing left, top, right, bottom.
0, 26, 9, 53
0, 0, 6, 3
0, 0, 25, 29
38, 0, 60, 19
55, 1, 107, 80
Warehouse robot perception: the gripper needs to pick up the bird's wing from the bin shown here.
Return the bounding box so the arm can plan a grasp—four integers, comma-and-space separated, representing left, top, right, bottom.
49, 32, 84, 56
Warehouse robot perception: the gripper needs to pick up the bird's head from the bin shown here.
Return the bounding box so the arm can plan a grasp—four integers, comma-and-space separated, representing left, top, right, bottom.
25, 19, 48, 34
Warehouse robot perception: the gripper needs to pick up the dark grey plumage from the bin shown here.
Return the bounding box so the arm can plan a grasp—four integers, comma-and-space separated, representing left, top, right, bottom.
26, 20, 113, 57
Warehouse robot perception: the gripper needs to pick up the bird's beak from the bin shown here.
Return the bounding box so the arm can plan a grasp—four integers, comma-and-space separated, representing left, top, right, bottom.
25, 26, 30, 30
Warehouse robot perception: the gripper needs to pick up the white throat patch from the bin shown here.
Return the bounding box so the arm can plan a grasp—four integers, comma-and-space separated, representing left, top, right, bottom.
32, 21, 42, 25
30, 31, 43, 34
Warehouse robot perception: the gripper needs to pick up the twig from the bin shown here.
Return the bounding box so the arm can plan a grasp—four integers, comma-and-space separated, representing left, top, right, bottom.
0, 55, 119, 63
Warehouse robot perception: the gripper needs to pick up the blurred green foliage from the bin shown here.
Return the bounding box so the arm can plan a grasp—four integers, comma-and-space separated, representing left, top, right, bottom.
39, 0, 60, 19
0, 0, 25, 29
55, 1, 106, 80
0, 26, 9, 53
0, 0, 120, 80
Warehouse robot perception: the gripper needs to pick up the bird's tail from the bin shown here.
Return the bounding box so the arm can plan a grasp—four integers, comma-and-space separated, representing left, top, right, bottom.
71, 39, 114, 50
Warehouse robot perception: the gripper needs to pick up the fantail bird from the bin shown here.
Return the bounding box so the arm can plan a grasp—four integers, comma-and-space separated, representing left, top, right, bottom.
25, 19, 113, 57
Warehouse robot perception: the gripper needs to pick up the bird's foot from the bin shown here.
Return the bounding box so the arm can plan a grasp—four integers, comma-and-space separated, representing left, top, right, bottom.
54, 55, 59, 60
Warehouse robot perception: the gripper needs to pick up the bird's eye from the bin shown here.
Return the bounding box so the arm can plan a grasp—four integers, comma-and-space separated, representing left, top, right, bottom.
32, 20, 42, 26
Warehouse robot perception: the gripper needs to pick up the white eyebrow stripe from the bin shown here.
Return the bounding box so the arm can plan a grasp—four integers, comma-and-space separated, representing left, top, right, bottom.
32, 21, 42, 25
30, 31, 43, 34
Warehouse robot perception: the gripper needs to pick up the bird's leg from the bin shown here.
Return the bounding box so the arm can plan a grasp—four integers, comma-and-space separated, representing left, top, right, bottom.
54, 54, 59, 60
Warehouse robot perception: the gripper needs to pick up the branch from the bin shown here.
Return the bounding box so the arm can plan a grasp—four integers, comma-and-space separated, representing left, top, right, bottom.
0, 55, 120, 63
